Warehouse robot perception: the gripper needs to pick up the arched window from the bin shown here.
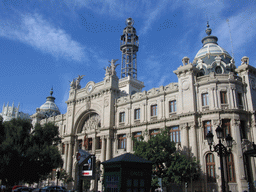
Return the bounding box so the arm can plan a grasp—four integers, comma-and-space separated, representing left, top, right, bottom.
206, 153, 216, 182
227, 153, 236, 182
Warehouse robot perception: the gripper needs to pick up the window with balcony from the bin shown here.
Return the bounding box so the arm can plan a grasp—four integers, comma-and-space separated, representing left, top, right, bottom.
220, 91, 227, 104
204, 121, 212, 139
134, 108, 140, 120
206, 153, 216, 182
202, 93, 209, 106
118, 134, 126, 149
169, 126, 180, 143
151, 105, 157, 116
119, 112, 125, 123
169, 100, 177, 113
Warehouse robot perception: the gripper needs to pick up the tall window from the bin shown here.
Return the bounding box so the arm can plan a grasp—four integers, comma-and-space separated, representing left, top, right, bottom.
226, 153, 236, 182
133, 132, 142, 147
238, 93, 243, 106
88, 138, 92, 150
150, 129, 160, 138
119, 112, 125, 123
206, 153, 216, 182
204, 121, 212, 139
133, 132, 142, 142
134, 108, 140, 120
202, 93, 209, 106
78, 139, 82, 150
151, 105, 157, 116
222, 119, 231, 138
96, 137, 101, 149
169, 126, 180, 143
118, 134, 126, 149
220, 91, 227, 104
169, 100, 177, 113
62, 143, 65, 154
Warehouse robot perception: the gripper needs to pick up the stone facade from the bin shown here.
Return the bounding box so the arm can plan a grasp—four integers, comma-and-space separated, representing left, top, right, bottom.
31, 19, 256, 192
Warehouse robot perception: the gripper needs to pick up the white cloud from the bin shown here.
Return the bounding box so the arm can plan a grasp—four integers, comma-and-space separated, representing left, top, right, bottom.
0, 13, 86, 62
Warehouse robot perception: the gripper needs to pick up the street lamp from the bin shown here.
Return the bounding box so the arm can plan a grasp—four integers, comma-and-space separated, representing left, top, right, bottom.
206, 125, 233, 192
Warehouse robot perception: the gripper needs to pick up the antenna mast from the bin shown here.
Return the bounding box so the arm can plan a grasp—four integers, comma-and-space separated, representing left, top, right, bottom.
226, 19, 234, 60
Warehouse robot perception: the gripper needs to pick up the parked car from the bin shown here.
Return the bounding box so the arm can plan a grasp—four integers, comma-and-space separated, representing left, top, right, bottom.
40, 186, 66, 192
13, 187, 33, 192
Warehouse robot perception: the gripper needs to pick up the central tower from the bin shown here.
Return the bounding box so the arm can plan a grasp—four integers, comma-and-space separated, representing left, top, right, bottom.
119, 18, 144, 95
120, 18, 139, 79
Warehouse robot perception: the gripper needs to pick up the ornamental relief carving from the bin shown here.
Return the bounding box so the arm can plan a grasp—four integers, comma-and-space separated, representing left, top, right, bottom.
104, 97, 109, 107
82, 114, 101, 132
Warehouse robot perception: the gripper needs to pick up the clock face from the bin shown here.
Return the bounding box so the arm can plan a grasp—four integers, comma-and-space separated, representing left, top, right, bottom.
88, 85, 93, 92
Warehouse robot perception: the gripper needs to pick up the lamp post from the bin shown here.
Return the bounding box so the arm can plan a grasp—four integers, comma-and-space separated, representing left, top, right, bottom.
206, 125, 233, 192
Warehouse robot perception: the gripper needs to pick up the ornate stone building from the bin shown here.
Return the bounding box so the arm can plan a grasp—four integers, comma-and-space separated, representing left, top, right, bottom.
1, 102, 30, 122
32, 18, 256, 192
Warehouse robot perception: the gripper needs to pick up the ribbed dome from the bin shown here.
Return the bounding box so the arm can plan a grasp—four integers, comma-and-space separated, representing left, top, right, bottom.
193, 22, 235, 76
40, 100, 59, 111
39, 88, 60, 117
195, 43, 231, 60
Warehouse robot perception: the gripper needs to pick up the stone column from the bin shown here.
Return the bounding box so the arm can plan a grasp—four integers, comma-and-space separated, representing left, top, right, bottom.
106, 136, 111, 160
232, 119, 247, 191
190, 124, 198, 158
92, 137, 96, 154
181, 124, 189, 151
64, 142, 68, 170
101, 136, 106, 162
127, 133, 132, 152
67, 141, 73, 174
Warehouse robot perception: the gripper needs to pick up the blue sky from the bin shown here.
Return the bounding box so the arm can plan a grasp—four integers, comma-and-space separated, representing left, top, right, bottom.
0, 0, 255, 115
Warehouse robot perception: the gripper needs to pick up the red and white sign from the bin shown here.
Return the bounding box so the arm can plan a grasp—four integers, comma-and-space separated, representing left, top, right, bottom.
76, 153, 81, 161
82, 170, 92, 176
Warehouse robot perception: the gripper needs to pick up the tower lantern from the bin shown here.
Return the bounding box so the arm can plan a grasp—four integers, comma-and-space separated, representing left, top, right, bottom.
120, 18, 139, 79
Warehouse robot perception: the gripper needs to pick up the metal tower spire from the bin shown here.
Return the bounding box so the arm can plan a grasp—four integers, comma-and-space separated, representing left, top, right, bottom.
120, 18, 139, 79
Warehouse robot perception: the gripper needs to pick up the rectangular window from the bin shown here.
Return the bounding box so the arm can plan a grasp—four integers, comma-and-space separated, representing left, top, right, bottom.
151, 105, 157, 116
169, 126, 180, 143
118, 134, 126, 149
202, 93, 209, 106
238, 93, 243, 106
62, 143, 65, 154
133, 132, 142, 147
150, 129, 160, 138
119, 112, 125, 123
204, 121, 212, 139
222, 119, 231, 138
169, 100, 177, 112
96, 137, 101, 149
226, 153, 236, 182
220, 91, 227, 104
88, 138, 92, 150
78, 139, 82, 150
134, 108, 140, 120
206, 153, 216, 182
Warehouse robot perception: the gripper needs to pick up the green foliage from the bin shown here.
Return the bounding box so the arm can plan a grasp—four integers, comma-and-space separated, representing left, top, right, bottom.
133, 129, 200, 188
0, 118, 63, 186
59, 169, 73, 184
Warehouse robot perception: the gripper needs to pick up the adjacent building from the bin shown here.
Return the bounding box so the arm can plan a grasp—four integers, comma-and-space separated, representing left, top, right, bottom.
31, 18, 256, 192
0, 102, 30, 122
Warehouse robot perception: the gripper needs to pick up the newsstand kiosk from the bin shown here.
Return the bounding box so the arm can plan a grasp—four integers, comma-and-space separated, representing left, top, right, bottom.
76, 149, 96, 192
102, 153, 152, 192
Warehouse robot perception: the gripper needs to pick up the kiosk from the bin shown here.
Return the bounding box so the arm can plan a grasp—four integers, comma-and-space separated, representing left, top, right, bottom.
102, 153, 152, 192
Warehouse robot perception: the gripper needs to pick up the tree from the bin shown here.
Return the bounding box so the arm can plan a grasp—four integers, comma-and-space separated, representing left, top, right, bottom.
133, 129, 200, 190
0, 118, 63, 186
59, 169, 73, 185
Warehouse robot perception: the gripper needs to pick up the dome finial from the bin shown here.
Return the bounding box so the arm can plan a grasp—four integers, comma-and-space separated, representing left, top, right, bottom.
50, 87, 53, 96
206, 21, 212, 36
